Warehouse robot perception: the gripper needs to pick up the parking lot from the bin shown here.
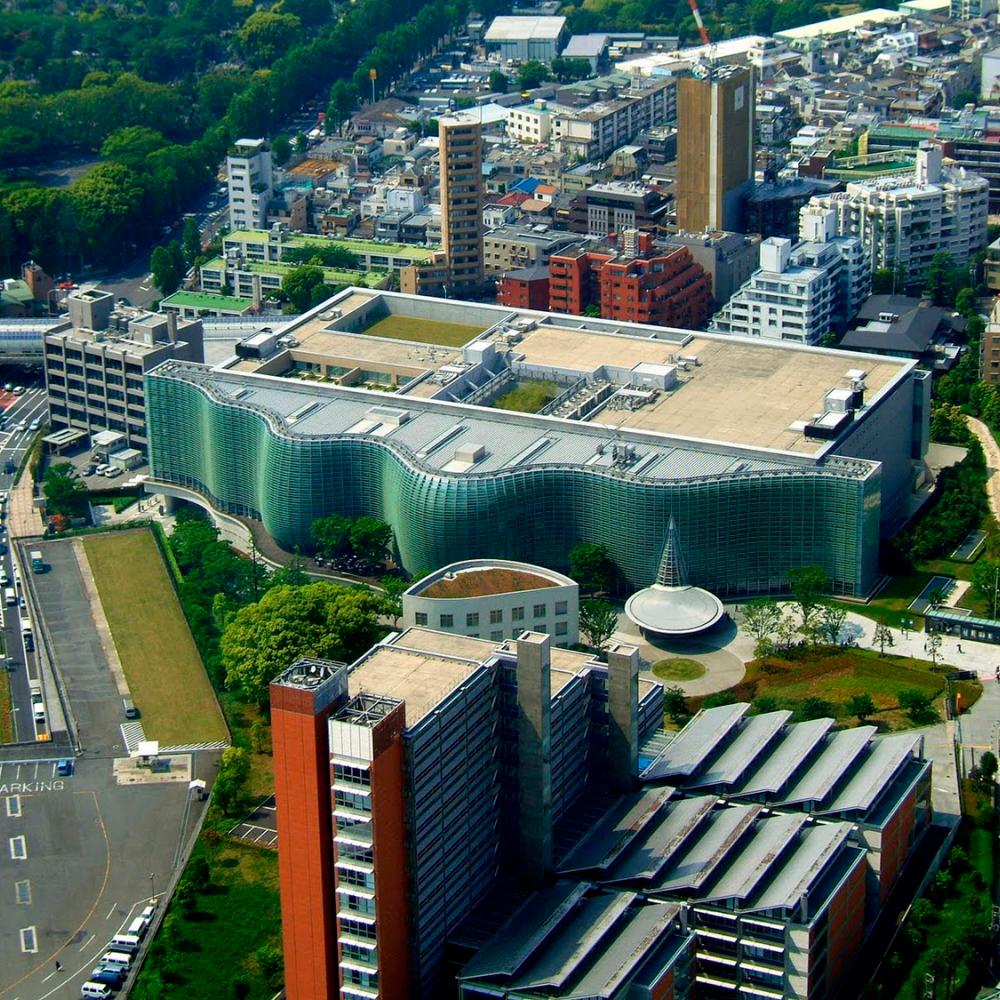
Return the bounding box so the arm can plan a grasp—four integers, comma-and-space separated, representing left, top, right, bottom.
1, 537, 214, 999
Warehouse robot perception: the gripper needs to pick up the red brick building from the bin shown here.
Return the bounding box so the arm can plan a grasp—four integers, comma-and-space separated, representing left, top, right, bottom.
548, 232, 712, 329
496, 265, 551, 311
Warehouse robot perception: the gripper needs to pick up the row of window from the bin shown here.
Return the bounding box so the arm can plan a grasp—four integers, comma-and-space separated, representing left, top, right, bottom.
415, 601, 568, 630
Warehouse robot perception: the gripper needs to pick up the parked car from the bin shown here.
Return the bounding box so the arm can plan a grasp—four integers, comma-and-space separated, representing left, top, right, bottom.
56, 759, 73, 776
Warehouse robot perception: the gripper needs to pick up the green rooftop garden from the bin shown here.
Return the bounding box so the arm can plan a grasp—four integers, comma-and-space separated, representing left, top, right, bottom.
224, 229, 438, 261
161, 290, 253, 312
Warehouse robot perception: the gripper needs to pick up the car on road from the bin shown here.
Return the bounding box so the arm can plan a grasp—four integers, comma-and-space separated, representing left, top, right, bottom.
13, 386, 24, 395
57, 759, 73, 776
104, 467, 124, 478
28, 418, 39, 432
140, 901, 157, 922
83, 464, 97, 476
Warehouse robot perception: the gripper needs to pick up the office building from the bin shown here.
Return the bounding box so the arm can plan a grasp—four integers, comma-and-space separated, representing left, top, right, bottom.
548, 233, 712, 329
271, 628, 663, 999
711, 210, 869, 345
227, 139, 273, 231
146, 288, 930, 599
482, 225, 585, 275
45, 288, 203, 450
804, 144, 989, 277
401, 559, 580, 645
439, 117, 485, 292
567, 181, 671, 237
953, 0, 997, 17
495, 264, 551, 310
675, 64, 755, 232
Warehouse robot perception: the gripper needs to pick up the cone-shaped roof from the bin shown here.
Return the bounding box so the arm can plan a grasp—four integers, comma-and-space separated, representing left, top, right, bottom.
655, 515, 689, 588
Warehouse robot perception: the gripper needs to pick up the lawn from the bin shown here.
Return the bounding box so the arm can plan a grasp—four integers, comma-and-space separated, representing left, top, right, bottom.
491, 380, 561, 413
696, 646, 979, 730
131, 840, 282, 1000
83, 529, 227, 746
360, 313, 484, 346
0, 669, 11, 744
652, 658, 706, 681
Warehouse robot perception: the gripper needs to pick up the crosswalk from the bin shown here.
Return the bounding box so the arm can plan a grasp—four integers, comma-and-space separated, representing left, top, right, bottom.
119, 722, 228, 756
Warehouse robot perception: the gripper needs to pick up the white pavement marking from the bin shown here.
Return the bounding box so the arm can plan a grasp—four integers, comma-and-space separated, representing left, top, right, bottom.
5, 793, 21, 816
105, 902, 117, 920
78, 932, 95, 951
19, 927, 37, 953
9, 833, 27, 859
14, 879, 30, 904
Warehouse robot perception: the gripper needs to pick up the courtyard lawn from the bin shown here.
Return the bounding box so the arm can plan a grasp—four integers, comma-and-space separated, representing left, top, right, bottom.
0, 670, 11, 744
83, 529, 227, 746
652, 658, 706, 682
491, 380, 561, 413
131, 840, 281, 1000
360, 314, 484, 346
699, 646, 979, 730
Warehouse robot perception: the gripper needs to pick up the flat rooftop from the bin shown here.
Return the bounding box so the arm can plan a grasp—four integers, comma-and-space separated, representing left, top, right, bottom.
224, 230, 439, 261
510, 322, 905, 455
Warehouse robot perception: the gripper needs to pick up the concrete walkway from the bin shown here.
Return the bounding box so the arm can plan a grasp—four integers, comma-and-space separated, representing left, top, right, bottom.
968, 415, 1000, 522
7, 471, 43, 538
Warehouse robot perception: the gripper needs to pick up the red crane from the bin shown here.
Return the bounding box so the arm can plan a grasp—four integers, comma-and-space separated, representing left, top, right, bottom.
687, 0, 711, 46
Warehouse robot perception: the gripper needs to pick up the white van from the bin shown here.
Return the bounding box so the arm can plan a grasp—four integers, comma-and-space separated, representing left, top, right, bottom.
80, 984, 113, 1000
4, 587, 14, 606
127, 915, 148, 938
99, 951, 132, 970
110, 933, 140, 953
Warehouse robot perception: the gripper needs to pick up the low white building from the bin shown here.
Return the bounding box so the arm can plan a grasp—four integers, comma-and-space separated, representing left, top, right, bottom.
401, 559, 580, 647
710, 209, 869, 345
505, 102, 554, 144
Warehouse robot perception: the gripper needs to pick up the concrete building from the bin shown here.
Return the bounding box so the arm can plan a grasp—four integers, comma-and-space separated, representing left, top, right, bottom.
401, 559, 580, 645
484, 15, 567, 62
496, 264, 551, 310
710, 211, 870, 346
439, 117, 485, 293
549, 233, 712, 330
45, 288, 203, 450
270, 628, 663, 1000
568, 181, 671, 237
146, 288, 931, 599
954, 0, 997, 18
675, 64, 755, 233
982, 298, 1000, 385
227, 139, 273, 232
667, 231, 761, 308
803, 144, 989, 278
505, 102, 554, 144
482, 225, 585, 275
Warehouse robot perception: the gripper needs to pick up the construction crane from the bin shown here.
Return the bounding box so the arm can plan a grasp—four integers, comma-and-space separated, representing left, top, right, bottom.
687, 0, 711, 46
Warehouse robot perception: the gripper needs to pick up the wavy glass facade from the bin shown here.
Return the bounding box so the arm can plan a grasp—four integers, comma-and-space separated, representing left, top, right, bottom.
147, 366, 881, 597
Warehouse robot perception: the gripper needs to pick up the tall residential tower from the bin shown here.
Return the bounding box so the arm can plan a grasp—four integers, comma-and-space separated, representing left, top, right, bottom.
438, 116, 485, 292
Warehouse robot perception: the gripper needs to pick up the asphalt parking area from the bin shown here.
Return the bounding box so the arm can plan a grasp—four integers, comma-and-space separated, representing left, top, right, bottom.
229, 794, 278, 849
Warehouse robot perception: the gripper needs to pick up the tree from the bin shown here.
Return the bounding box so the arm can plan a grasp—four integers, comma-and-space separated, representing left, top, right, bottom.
327, 80, 359, 134
753, 695, 780, 714
379, 575, 407, 626
100, 126, 169, 168
43, 462, 88, 517
281, 264, 330, 311
873, 622, 895, 657
550, 57, 592, 82
954, 285, 977, 319
488, 69, 509, 93
926, 632, 942, 667
799, 696, 833, 721
663, 685, 689, 723
971, 558, 1000, 618
846, 693, 876, 722
311, 514, 353, 559
174, 879, 198, 916
872, 262, 907, 295
271, 133, 292, 166
774, 613, 800, 654
236, 11, 302, 66
517, 60, 549, 90
981, 749, 998, 784
741, 599, 782, 656
818, 605, 847, 647
579, 599, 619, 655
349, 516, 392, 566
212, 746, 251, 815
182, 217, 201, 268
568, 542, 613, 595
221, 582, 384, 705
788, 565, 831, 628
922, 251, 961, 307
898, 688, 938, 725
294, 132, 308, 155
151, 245, 182, 295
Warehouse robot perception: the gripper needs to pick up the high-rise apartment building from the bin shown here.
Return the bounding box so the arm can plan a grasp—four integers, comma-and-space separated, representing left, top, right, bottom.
439, 117, 485, 291
271, 628, 662, 1000
227, 139, 273, 231
803, 143, 989, 278
675, 64, 755, 233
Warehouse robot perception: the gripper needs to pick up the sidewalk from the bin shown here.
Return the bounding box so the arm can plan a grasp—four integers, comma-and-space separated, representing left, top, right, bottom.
7, 471, 43, 538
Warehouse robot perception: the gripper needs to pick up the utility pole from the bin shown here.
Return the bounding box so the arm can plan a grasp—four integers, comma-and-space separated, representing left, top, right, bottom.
369, 67, 377, 105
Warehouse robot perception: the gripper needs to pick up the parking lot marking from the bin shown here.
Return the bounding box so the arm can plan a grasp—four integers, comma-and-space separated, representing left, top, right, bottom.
5, 793, 20, 816
78, 932, 94, 952
15, 879, 31, 904
9, 833, 27, 859
19, 927, 37, 953
105, 902, 117, 920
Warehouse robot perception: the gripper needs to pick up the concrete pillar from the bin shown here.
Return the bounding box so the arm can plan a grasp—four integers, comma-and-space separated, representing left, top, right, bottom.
516, 632, 552, 885
607, 643, 639, 793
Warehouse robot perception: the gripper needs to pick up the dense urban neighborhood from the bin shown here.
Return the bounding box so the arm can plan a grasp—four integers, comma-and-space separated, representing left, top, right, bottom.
6, 0, 1000, 998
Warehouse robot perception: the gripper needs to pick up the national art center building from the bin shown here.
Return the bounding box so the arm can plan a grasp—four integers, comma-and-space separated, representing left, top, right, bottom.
144, 288, 929, 598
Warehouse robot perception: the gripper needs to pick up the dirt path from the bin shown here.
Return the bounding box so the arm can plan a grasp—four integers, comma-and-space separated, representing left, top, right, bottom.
967, 416, 1000, 522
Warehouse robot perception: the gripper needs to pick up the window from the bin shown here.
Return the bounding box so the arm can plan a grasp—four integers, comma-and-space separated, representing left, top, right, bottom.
491, 630, 503, 641
333, 764, 370, 786
512, 607, 525, 621
415, 612, 428, 625
466, 612, 479, 627
555, 601, 568, 615
533, 604, 546, 618
489, 609, 503, 624
439, 614, 453, 628
555, 622, 568, 636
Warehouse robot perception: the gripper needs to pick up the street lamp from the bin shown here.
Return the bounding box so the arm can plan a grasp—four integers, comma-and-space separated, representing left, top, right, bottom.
149, 871, 155, 902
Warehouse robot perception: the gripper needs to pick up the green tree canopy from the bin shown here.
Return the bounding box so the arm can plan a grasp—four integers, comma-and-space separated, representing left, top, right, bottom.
349, 516, 392, 565
151, 244, 182, 295
568, 542, 613, 595
281, 264, 330, 311
579, 598, 619, 655
100, 126, 170, 167
311, 514, 353, 558
236, 11, 303, 66
517, 60, 549, 90
488, 69, 508, 93
221, 582, 384, 704
788, 565, 831, 627
271, 132, 292, 166
43, 462, 87, 516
